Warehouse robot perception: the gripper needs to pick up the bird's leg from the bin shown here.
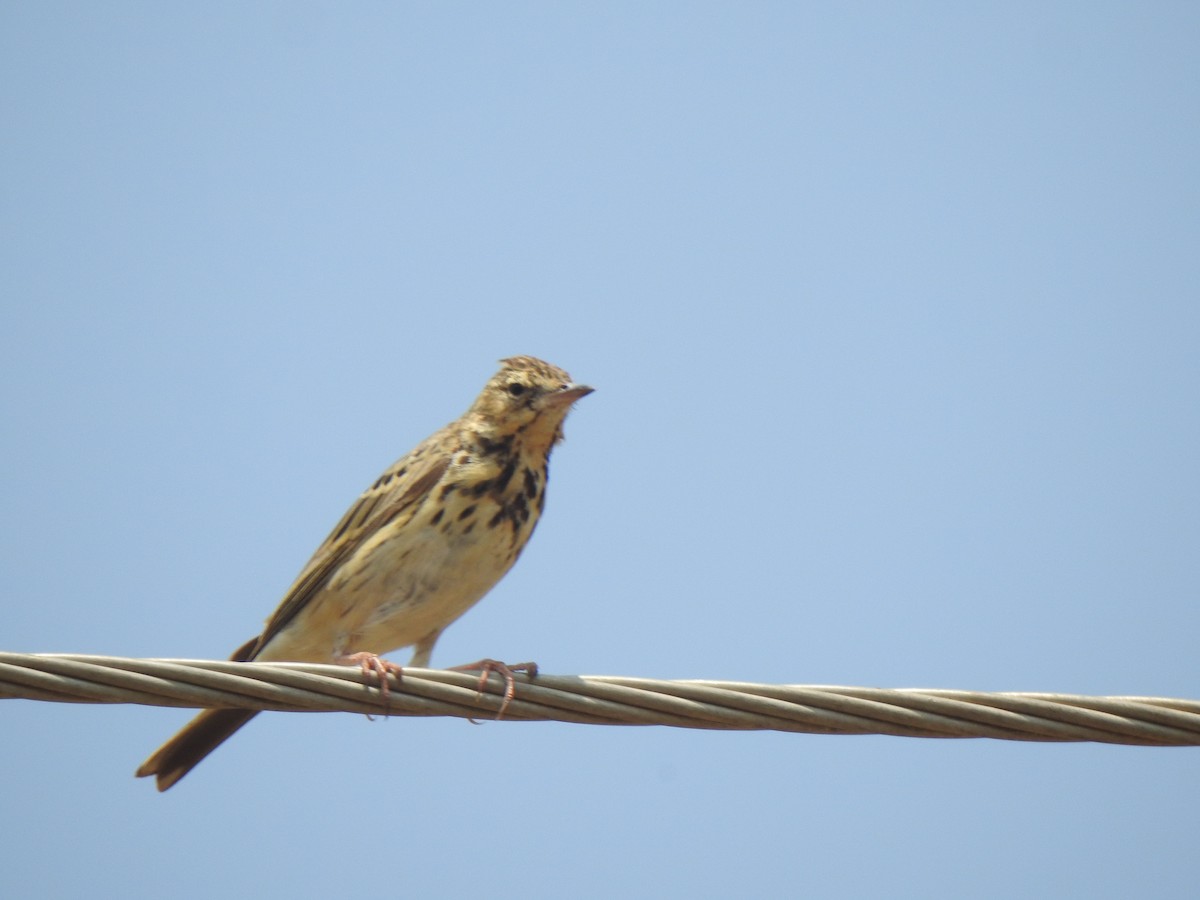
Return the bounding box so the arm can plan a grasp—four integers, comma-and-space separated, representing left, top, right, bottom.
338, 652, 403, 705
448, 659, 538, 719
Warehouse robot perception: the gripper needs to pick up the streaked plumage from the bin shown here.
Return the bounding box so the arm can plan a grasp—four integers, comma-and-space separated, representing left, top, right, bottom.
137, 356, 591, 790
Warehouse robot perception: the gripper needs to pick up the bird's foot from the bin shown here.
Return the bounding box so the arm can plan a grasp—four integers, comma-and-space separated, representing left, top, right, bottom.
448, 659, 538, 719
338, 652, 403, 707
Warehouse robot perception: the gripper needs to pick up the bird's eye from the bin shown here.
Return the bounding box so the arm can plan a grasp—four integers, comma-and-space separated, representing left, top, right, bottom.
507, 382, 526, 397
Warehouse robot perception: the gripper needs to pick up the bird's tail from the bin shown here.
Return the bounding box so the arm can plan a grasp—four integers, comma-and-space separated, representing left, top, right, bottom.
135, 709, 259, 792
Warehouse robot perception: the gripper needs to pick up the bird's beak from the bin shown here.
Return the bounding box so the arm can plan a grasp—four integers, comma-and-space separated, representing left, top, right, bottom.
544, 382, 594, 407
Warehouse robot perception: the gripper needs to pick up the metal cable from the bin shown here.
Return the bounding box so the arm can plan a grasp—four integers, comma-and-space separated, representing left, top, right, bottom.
1, 652, 1197, 746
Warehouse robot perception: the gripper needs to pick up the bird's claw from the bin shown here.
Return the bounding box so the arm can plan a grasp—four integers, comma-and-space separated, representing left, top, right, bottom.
339, 652, 404, 714
449, 658, 538, 719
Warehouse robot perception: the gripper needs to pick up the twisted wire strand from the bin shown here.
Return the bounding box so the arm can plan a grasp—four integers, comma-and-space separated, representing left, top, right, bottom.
1, 652, 1198, 746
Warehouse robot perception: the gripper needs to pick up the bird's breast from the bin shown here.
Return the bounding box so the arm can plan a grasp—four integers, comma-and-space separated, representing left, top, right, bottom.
314, 457, 548, 654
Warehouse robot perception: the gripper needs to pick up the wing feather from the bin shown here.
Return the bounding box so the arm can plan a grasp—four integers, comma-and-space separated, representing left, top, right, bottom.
245, 434, 452, 658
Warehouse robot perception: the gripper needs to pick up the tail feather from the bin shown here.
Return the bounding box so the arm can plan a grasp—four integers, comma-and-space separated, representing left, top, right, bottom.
136, 709, 259, 791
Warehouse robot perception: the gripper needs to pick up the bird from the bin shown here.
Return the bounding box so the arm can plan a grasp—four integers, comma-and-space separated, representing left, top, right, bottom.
136, 356, 592, 791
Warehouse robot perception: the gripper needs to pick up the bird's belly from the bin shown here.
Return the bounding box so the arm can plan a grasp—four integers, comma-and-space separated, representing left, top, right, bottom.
265, 517, 522, 663
347, 533, 507, 651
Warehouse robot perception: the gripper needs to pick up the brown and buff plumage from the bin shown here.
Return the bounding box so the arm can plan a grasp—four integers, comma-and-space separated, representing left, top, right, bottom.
136, 356, 591, 790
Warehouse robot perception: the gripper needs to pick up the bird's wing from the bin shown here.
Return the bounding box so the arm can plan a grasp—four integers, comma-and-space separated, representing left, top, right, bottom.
246, 432, 452, 659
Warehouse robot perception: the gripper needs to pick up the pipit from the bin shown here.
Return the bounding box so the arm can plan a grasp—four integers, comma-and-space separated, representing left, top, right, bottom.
136, 356, 591, 791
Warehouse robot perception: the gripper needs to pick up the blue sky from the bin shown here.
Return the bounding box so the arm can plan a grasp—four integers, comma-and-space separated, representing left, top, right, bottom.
2, 3, 1198, 897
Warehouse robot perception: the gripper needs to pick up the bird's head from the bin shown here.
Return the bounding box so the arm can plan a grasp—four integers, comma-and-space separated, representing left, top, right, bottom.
468, 356, 593, 448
